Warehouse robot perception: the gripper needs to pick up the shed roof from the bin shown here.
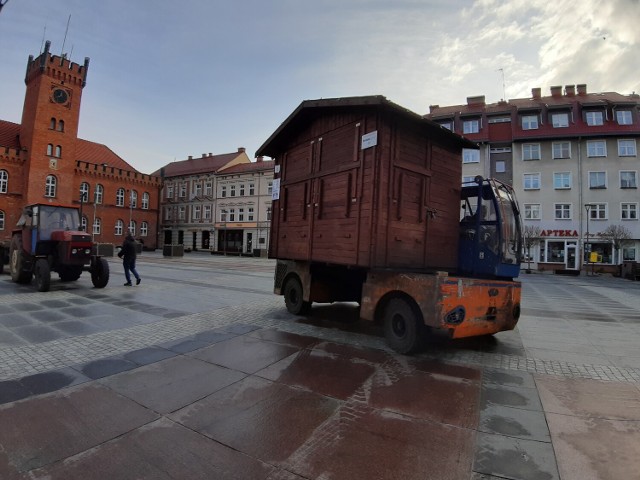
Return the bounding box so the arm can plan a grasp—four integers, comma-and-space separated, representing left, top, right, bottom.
256, 95, 477, 158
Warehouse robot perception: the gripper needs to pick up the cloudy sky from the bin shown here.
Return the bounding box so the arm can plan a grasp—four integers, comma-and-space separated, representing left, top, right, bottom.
1, 0, 638, 174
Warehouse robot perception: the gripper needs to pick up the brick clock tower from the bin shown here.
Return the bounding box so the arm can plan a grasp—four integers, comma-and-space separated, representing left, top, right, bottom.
19, 40, 89, 206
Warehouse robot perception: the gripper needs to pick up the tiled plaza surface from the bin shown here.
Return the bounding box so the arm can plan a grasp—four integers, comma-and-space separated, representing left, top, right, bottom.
1, 252, 640, 479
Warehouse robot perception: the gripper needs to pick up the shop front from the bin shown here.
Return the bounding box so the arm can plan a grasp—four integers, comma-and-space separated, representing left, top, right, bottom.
537, 229, 580, 272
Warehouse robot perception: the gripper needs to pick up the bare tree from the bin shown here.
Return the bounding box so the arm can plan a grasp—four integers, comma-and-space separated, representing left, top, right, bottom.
598, 224, 633, 265
522, 225, 541, 272
0, 0, 9, 14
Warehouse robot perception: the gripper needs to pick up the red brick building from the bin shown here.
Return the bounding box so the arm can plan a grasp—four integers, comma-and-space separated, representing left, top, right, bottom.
0, 41, 161, 248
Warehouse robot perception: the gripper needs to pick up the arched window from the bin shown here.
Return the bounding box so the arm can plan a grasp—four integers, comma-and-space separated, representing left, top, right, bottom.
128, 220, 136, 236
140, 221, 149, 237
95, 184, 104, 204
0, 170, 8, 194
93, 217, 101, 235
116, 188, 125, 207
115, 219, 124, 236
142, 192, 150, 210
81, 216, 88, 232
45, 175, 57, 197
50, 118, 56, 130
57, 120, 64, 132
47, 144, 54, 156
80, 182, 90, 202
0, 210, 5, 230
130, 190, 138, 208
55, 145, 62, 158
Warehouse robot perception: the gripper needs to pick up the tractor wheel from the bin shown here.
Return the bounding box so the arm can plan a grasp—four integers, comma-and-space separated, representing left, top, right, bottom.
383, 297, 425, 354
9, 235, 32, 284
91, 257, 110, 288
58, 266, 83, 282
34, 258, 51, 292
283, 276, 311, 315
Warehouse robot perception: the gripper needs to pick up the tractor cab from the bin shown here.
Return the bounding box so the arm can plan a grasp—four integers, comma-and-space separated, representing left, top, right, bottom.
458, 177, 522, 280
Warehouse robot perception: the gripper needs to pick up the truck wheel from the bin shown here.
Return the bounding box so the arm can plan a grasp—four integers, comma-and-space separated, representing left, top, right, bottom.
91, 258, 110, 288
58, 266, 83, 282
284, 277, 311, 315
9, 235, 32, 284
383, 297, 425, 354
34, 259, 51, 292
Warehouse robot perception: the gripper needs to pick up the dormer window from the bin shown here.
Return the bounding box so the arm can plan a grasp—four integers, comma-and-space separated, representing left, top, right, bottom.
522, 115, 539, 130
462, 119, 479, 134
551, 112, 569, 128
585, 111, 604, 126
616, 110, 633, 125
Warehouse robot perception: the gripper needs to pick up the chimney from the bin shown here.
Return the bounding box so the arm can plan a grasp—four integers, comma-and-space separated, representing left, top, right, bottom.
532, 88, 541, 99
429, 105, 439, 113
188, 155, 193, 160
550, 85, 562, 97
565, 85, 576, 96
577, 84, 587, 95
202, 153, 206, 158
208, 153, 212, 157
237, 147, 246, 153
256, 156, 264, 163
466, 95, 485, 106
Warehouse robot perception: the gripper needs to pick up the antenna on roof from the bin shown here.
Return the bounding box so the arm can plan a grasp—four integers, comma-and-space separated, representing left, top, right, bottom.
497, 68, 506, 101
60, 14, 71, 63
40, 25, 47, 54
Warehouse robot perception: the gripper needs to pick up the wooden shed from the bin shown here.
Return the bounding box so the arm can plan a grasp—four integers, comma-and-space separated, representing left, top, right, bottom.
256, 95, 477, 271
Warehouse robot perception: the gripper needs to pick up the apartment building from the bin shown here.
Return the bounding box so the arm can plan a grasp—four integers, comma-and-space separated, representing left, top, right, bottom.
157, 150, 274, 255
427, 85, 640, 273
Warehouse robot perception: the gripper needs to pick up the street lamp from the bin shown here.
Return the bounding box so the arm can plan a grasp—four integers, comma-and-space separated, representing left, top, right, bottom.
584, 204, 596, 275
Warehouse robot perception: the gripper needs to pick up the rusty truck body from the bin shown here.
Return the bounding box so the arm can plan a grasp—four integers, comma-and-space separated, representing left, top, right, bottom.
257, 96, 522, 354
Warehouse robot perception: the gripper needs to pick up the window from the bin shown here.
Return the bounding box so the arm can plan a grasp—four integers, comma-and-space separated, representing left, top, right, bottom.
179, 183, 186, 198
47, 144, 53, 156
81, 216, 87, 231
463, 119, 479, 134
488, 117, 510, 124
220, 209, 227, 222
55, 145, 61, 158
164, 208, 172, 221
193, 205, 201, 220
166, 185, 174, 198
620, 171, 637, 189
616, 110, 633, 125
552, 142, 571, 159
623, 247, 636, 261
522, 115, 539, 130
116, 188, 125, 206
238, 207, 244, 221
523, 173, 540, 190
553, 172, 571, 189
554, 203, 571, 219
204, 205, 212, 220
229, 208, 236, 221
142, 192, 149, 209
58, 120, 64, 132
524, 204, 541, 220
495, 161, 506, 173
522, 144, 541, 161
45, 175, 57, 197
178, 206, 185, 220
128, 220, 136, 236
462, 176, 476, 184
267, 182, 273, 195
93, 217, 101, 234
618, 139, 637, 157
249, 183, 255, 195
115, 219, 124, 236
622, 203, 638, 220
0, 210, 4, 230
586, 111, 604, 126
221, 186, 227, 198
230, 185, 236, 197
552, 113, 569, 127
248, 207, 254, 221
130, 190, 138, 208
205, 182, 213, 196
80, 182, 90, 202
140, 221, 148, 237
266, 206, 272, 221
439, 121, 453, 130
588, 204, 607, 220
95, 184, 104, 204
589, 172, 606, 189
50, 118, 56, 129
240, 184, 245, 196
0, 170, 7, 193
194, 183, 202, 197
587, 140, 606, 157
463, 149, 480, 163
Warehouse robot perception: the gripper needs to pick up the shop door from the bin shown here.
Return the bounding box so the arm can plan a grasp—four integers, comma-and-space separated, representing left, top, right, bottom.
565, 245, 578, 270
163, 230, 172, 245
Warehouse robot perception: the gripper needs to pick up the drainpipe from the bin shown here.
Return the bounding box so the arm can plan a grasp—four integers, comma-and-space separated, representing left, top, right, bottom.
577, 137, 583, 269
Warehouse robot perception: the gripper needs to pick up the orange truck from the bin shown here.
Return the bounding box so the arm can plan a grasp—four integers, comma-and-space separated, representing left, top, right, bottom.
257, 96, 522, 353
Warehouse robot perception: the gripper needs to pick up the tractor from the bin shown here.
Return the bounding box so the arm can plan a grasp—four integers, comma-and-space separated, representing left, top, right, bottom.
8, 204, 110, 292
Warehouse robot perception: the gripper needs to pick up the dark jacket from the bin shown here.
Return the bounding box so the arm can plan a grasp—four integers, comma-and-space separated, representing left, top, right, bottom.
118, 235, 137, 261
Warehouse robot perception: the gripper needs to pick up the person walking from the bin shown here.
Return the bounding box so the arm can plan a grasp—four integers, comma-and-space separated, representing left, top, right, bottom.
118, 231, 141, 286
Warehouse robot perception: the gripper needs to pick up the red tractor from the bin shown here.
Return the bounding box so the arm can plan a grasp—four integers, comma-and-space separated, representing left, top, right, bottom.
8, 204, 110, 292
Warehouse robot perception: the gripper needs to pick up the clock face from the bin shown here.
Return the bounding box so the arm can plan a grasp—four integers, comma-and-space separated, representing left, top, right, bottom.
52, 88, 68, 104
